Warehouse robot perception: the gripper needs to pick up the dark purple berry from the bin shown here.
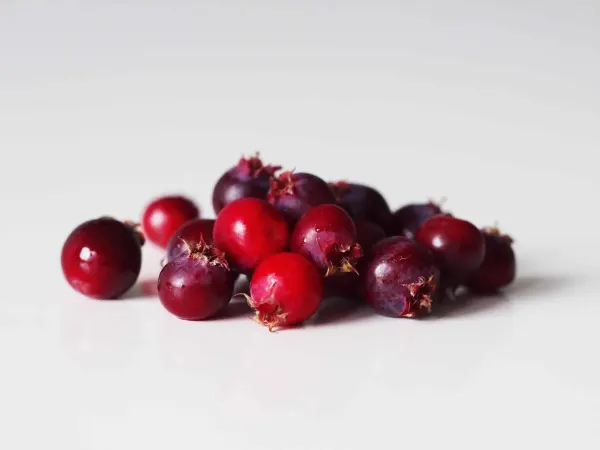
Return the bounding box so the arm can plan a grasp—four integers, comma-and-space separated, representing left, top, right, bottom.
361, 237, 439, 318
466, 227, 516, 293
166, 219, 215, 262
391, 202, 444, 239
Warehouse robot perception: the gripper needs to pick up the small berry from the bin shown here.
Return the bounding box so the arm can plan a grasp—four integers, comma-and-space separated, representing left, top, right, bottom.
354, 220, 386, 253
157, 239, 235, 320
212, 153, 281, 214
142, 195, 200, 248
329, 181, 393, 234
361, 237, 439, 318
268, 171, 336, 225
213, 198, 289, 273
291, 204, 362, 276
391, 202, 444, 238
415, 215, 485, 285
166, 218, 215, 262
247, 253, 323, 330
466, 227, 516, 293
61, 217, 143, 299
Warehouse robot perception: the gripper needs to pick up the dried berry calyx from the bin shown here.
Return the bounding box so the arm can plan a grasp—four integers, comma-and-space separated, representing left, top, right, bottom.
123, 220, 146, 246
182, 238, 230, 269
236, 153, 281, 179
328, 180, 351, 203
482, 226, 514, 244
401, 275, 437, 317
324, 242, 363, 277
240, 293, 288, 332
267, 170, 296, 199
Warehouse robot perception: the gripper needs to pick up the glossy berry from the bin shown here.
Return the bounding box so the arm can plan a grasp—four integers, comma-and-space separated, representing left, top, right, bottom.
329, 181, 393, 234
213, 198, 289, 274
415, 215, 485, 285
291, 204, 362, 276
361, 237, 439, 318
466, 228, 516, 293
142, 195, 200, 248
61, 217, 143, 299
247, 253, 323, 330
158, 239, 235, 320
391, 202, 444, 239
212, 153, 281, 214
166, 218, 215, 262
268, 171, 336, 225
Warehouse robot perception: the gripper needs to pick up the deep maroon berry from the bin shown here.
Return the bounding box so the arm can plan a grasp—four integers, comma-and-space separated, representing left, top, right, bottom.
391, 202, 444, 238
157, 239, 235, 320
166, 219, 215, 262
354, 220, 386, 253
213, 198, 289, 274
61, 217, 143, 299
329, 181, 393, 234
361, 237, 439, 318
268, 171, 336, 225
247, 253, 323, 330
212, 153, 281, 214
291, 204, 362, 276
415, 215, 485, 285
142, 195, 200, 248
466, 228, 516, 293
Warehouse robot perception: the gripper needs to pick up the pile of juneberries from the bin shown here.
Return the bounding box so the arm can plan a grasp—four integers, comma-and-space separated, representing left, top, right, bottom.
61, 154, 516, 331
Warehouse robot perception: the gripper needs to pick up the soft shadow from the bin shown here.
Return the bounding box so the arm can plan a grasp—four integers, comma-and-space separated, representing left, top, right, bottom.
429, 290, 508, 319
233, 275, 250, 296
504, 274, 571, 296
122, 278, 158, 300
310, 296, 375, 326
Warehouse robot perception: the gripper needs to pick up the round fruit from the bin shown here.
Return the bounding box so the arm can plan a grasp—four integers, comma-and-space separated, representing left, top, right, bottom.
466, 227, 516, 293
291, 204, 362, 276
166, 218, 215, 262
213, 198, 289, 273
361, 237, 439, 318
247, 253, 323, 330
415, 215, 485, 285
142, 195, 200, 248
212, 153, 281, 214
329, 181, 393, 234
391, 202, 444, 238
61, 217, 143, 299
157, 239, 235, 320
354, 220, 386, 253
268, 171, 336, 225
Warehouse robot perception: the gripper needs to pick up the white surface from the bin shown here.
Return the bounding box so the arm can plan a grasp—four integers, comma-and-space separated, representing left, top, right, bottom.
1, 1, 599, 449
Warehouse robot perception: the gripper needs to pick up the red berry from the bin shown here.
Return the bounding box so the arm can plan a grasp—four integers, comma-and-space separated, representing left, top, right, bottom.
166, 218, 215, 262
212, 153, 281, 214
142, 195, 200, 248
268, 171, 336, 225
391, 202, 444, 239
329, 181, 393, 234
61, 217, 143, 299
466, 227, 516, 293
291, 204, 362, 276
415, 215, 485, 285
361, 237, 439, 318
247, 253, 323, 330
213, 198, 289, 273
158, 239, 235, 320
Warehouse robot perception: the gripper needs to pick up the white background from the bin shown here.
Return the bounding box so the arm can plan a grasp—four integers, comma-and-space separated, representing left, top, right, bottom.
1, 1, 599, 449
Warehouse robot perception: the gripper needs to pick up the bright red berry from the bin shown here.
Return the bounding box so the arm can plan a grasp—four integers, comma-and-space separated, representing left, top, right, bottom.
268, 171, 336, 225
61, 217, 144, 299
247, 253, 323, 330
291, 204, 362, 276
212, 153, 281, 214
213, 198, 289, 273
329, 181, 393, 234
361, 237, 439, 318
466, 227, 516, 293
158, 239, 235, 320
166, 218, 215, 262
415, 215, 485, 285
142, 195, 200, 248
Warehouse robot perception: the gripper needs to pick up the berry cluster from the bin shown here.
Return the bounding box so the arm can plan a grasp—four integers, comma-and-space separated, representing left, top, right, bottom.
61, 154, 516, 330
